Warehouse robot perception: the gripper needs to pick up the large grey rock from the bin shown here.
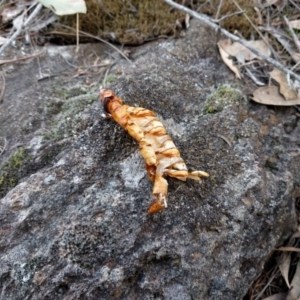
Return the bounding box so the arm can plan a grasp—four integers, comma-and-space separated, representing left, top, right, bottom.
0, 20, 298, 299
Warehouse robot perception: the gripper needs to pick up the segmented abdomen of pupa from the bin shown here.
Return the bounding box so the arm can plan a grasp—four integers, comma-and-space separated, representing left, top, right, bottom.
127, 107, 189, 178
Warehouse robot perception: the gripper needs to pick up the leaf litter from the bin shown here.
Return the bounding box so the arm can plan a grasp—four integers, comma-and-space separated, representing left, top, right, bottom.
214, 0, 300, 107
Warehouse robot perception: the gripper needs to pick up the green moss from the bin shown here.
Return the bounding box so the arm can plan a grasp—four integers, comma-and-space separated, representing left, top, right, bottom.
59, 0, 185, 45
0, 148, 30, 198
44, 86, 98, 142
46, 99, 64, 116
204, 85, 243, 114
104, 75, 116, 84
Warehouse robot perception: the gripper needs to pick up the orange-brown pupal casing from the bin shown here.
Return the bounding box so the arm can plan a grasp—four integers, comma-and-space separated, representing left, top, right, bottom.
100, 89, 209, 214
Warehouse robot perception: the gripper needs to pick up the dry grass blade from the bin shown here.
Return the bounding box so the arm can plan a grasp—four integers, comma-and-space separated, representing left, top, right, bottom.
283, 16, 300, 52
276, 247, 300, 252
253, 269, 279, 300
278, 251, 291, 288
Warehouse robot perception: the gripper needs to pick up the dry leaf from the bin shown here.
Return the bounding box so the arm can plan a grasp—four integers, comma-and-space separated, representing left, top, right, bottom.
0, 36, 8, 46
264, 0, 279, 7
270, 68, 298, 100
289, 19, 300, 30
218, 39, 271, 64
287, 260, 300, 300
278, 251, 291, 288
218, 39, 245, 57
247, 40, 271, 58
38, 0, 87, 15
262, 293, 288, 300
217, 41, 241, 79
252, 86, 300, 106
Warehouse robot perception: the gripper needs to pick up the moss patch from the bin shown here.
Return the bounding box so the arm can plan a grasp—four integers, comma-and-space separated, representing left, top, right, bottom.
104, 75, 116, 84
204, 85, 243, 114
59, 0, 185, 45
45, 85, 98, 142
200, 0, 256, 39
0, 148, 31, 198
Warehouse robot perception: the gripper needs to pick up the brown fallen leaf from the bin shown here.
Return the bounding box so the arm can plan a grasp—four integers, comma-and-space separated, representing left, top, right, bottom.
262, 293, 288, 300
252, 86, 300, 106
235, 40, 271, 63
278, 251, 291, 288
218, 39, 271, 64
217, 41, 241, 79
270, 68, 298, 100
218, 39, 244, 57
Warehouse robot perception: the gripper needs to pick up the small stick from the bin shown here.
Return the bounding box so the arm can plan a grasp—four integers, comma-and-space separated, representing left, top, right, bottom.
0, 51, 44, 65
214, 11, 245, 23
283, 15, 300, 53
76, 13, 79, 53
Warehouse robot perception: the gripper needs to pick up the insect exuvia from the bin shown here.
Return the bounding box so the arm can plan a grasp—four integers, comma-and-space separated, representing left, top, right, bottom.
100, 89, 209, 214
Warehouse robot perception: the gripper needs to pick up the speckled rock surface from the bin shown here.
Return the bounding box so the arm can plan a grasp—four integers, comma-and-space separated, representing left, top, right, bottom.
0, 20, 299, 300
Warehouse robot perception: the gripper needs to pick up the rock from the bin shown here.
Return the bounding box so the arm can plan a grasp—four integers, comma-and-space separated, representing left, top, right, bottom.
0, 20, 298, 300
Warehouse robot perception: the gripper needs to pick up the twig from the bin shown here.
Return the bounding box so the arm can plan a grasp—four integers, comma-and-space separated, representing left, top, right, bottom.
0, 51, 44, 65
0, 72, 6, 103
163, 0, 300, 83
58, 24, 131, 63
76, 13, 79, 53
0, 3, 43, 56
215, 0, 223, 20
102, 62, 114, 86
289, 0, 300, 10
283, 15, 300, 53
214, 11, 245, 23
